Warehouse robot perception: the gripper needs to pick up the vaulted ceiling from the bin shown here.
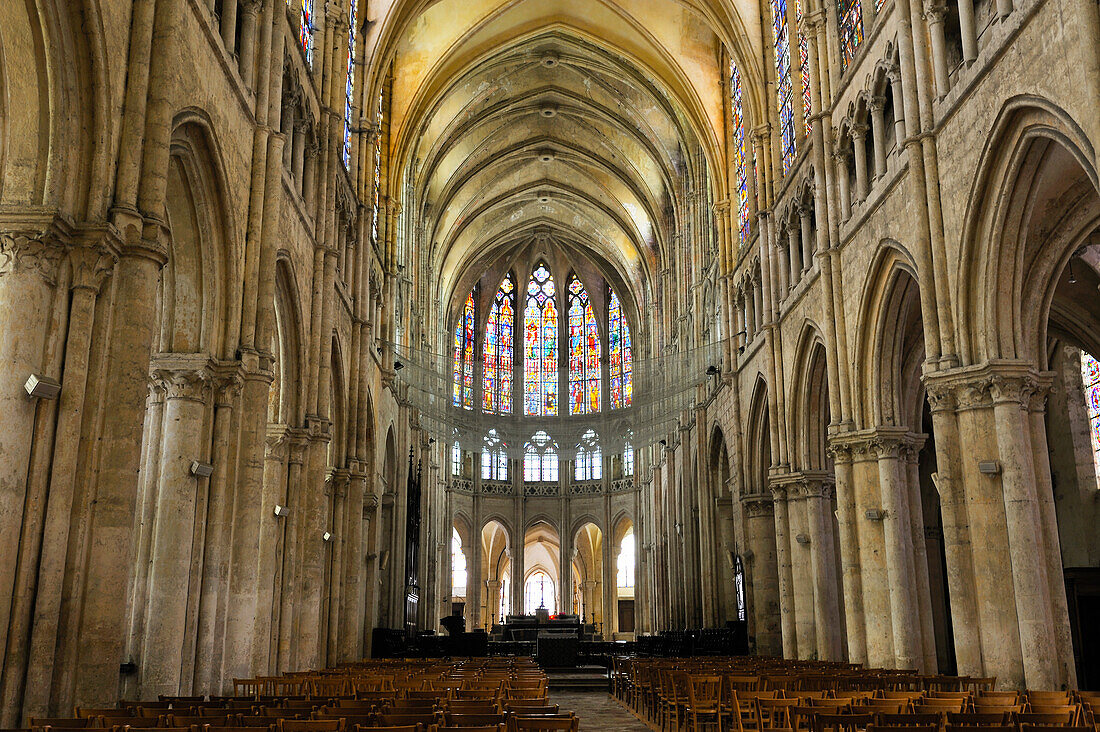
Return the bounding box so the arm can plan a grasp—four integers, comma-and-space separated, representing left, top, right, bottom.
366, 0, 763, 315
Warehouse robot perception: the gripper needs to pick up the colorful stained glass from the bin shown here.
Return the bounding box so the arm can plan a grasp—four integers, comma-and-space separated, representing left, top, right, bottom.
481, 430, 508, 481
452, 292, 475, 409
1082, 352, 1100, 489
838, 0, 865, 69
608, 288, 633, 409
342, 0, 358, 168
524, 264, 558, 416
730, 60, 750, 247
371, 90, 383, 243
772, 0, 797, 174
524, 430, 558, 482
290, 0, 316, 66
574, 429, 602, 481
483, 274, 515, 414
796, 0, 812, 135
567, 276, 601, 415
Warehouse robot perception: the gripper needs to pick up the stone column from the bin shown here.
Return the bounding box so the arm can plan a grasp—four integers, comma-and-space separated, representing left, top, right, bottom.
19, 239, 116, 721
924, 2, 951, 98
771, 486, 797, 657
872, 431, 923, 670
990, 370, 1058, 689
886, 66, 907, 145
744, 285, 756, 342
787, 227, 801, 288
869, 97, 888, 178
237, 0, 261, 88
141, 359, 212, 698
922, 380, 983, 675
742, 493, 781, 655
835, 148, 852, 220
0, 226, 65, 676
851, 124, 870, 201
798, 206, 813, 274
219, 0, 239, 55
828, 443, 866, 663
805, 479, 843, 660
787, 484, 816, 659
852, 438, 893, 668
361, 489, 382, 654
777, 237, 791, 295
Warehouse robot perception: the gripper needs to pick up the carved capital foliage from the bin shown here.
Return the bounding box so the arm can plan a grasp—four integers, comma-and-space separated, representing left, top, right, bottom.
68, 244, 117, 292
923, 0, 949, 23
152, 365, 212, 402
741, 492, 775, 517
0, 230, 66, 285
266, 427, 290, 460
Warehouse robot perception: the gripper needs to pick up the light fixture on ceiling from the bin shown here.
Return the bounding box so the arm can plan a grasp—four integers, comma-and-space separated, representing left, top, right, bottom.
537, 192, 551, 204
541, 53, 560, 68
539, 104, 558, 118
537, 149, 555, 163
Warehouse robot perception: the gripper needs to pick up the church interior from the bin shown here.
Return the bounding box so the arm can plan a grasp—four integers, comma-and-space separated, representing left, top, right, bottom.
1, 0, 1100, 728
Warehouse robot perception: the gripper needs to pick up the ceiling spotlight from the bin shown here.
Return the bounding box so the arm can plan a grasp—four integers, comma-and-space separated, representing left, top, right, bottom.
537, 149, 555, 163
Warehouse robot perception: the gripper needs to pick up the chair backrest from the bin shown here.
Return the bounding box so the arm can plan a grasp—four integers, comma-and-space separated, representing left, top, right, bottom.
1016, 711, 1078, 726
76, 709, 130, 720
861, 702, 909, 714
380, 714, 440, 727
945, 712, 1010, 726
813, 712, 875, 732
351, 725, 422, 732
1017, 726, 1093, 732
757, 698, 800, 729
944, 725, 1015, 732
441, 714, 505, 726
510, 716, 578, 732
867, 724, 936, 732
501, 704, 556, 715
29, 720, 91, 729
446, 703, 497, 714
689, 676, 724, 712
873, 713, 941, 727
976, 692, 1018, 704
169, 716, 225, 727
276, 720, 343, 732
1027, 693, 1072, 706
239, 717, 279, 727
971, 704, 1022, 716
430, 726, 502, 732
104, 716, 160, 728
914, 701, 965, 714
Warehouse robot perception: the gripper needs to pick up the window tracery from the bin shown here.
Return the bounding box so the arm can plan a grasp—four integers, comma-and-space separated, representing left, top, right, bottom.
567, 275, 601, 415
484, 274, 515, 414
452, 291, 475, 409
524, 264, 558, 417
609, 288, 633, 408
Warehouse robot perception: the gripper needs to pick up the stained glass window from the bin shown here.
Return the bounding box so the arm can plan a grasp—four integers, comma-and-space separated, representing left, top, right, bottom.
452, 528, 467, 597
481, 430, 508, 482
289, 0, 316, 66
772, 0, 797, 174
524, 264, 558, 416
567, 276, 601, 415
609, 288, 633, 409
734, 555, 747, 620
452, 291, 475, 409
483, 274, 515, 414
1081, 352, 1100, 487
524, 570, 556, 614
371, 90, 383, 244
524, 430, 558, 482
838, 0, 865, 68
574, 429, 602, 481
342, 0, 358, 167
730, 60, 751, 247
796, 0, 812, 134
617, 530, 635, 588
623, 442, 634, 477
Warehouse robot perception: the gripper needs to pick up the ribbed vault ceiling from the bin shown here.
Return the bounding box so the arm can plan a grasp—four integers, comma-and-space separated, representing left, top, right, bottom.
378, 0, 748, 312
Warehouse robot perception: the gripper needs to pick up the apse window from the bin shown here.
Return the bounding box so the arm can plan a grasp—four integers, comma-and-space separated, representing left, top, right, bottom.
524, 570, 556, 614
1081, 352, 1100, 487
524, 430, 558, 482
451, 528, 467, 598
617, 529, 636, 588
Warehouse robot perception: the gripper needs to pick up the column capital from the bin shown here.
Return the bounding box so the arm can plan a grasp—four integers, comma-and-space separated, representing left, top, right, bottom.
0, 212, 72, 285
150, 357, 214, 402
740, 491, 775, 517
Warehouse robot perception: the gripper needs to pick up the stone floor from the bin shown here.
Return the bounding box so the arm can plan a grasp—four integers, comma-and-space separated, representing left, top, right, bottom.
550, 690, 654, 731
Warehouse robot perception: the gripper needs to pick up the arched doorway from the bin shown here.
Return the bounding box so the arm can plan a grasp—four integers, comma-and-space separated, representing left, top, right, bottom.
523, 521, 560, 614
613, 518, 636, 638
571, 522, 604, 626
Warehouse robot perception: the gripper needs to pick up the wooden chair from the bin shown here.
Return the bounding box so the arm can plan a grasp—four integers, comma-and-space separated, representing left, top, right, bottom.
872, 713, 940, 727
860, 702, 909, 715
1027, 693, 1073, 707
866, 724, 936, 732
29, 720, 91, 729
945, 712, 1010, 726
688, 675, 725, 732
970, 704, 1022, 717
445, 703, 498, 715
275, 721, 343, 732
350, 725, 422, 732
756, 699, 800, 731
944, 725, 1014, 732
429, 725, 502, 732
1017, 711, 1079, 727
1017, 726, 1093, 732
812, 712, 875, 732
380, 714, 441, 728
167, 716, 224, 728
914, 701, 966, 715
104, 716, 163, 729
440, 714, 505, 727
509, 718, 577, 732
